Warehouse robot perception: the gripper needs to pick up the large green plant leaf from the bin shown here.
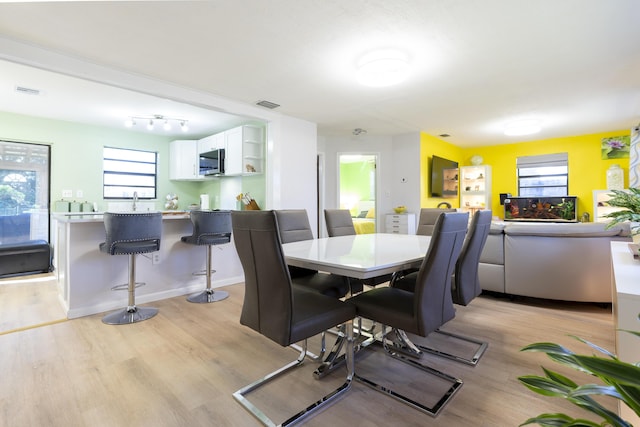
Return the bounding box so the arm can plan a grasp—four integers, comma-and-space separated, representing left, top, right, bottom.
572, 355, 640, 387
519, 412, 601, 426
519, 331, 640, 426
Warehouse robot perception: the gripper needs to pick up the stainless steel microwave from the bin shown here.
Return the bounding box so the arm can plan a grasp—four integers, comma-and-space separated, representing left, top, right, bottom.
199, 148, 225, 176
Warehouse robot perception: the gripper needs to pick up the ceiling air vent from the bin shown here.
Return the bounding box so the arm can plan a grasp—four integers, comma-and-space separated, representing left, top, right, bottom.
15, 86, 41, 96
255, 100, 280, 109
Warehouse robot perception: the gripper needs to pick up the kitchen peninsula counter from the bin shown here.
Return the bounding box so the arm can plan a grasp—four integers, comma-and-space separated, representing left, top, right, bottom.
52, 212, 243, 319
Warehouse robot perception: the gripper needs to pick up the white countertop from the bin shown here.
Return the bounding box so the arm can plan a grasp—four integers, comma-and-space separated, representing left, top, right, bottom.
52, 211, 191, 222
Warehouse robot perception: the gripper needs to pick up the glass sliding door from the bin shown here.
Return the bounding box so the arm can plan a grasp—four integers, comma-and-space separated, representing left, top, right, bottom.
0, 140, 50, 244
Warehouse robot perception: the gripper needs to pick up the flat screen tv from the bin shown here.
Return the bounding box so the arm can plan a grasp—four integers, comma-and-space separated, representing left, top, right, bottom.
431, 155, 459, 198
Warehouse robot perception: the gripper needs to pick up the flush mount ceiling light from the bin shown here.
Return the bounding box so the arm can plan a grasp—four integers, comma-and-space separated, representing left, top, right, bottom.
503, 119, 542, 136
356, 49, 410, 87
125, 114, 189, 132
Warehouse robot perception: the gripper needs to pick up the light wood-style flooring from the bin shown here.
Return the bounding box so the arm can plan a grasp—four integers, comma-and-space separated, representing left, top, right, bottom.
0, 280, 617, 427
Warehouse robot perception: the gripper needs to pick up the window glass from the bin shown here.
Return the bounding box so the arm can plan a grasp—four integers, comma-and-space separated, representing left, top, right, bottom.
103, 147, 157, 199
517, 154, 568, 196
0, 140, 50, 243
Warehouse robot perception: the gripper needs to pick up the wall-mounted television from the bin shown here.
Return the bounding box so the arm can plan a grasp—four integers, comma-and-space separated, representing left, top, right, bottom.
431, 155, 459, 198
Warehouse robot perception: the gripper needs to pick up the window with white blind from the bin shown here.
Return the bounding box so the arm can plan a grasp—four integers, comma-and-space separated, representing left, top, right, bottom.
517, 153, 568, 197
103, 147, 157, 199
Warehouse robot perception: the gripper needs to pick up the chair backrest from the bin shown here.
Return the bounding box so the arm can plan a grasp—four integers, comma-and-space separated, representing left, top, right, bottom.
416, 207, 457, 236
413, 211, 468, 336
102, 212, 162, 255
231, 210, 294, 346
274, 209, 314, 243
324, 209, 356, 237
274, 209, 319, 278
189, 210, 232, 245
452, 210, 492, 306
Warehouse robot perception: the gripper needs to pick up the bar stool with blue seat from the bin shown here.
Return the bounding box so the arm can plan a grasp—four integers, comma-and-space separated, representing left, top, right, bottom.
181, 210, 232, 303
100, 212, 162, 325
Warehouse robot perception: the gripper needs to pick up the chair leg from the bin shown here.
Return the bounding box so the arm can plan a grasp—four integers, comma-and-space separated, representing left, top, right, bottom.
415, 328, 488, 366
233, 320, 354, 426
102, 253, 158, 325
290, 330, 326, 361
187, 245, 229, 303
354, 326, 463, 417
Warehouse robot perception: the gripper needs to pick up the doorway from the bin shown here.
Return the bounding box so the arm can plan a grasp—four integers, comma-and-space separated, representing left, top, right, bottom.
0, 140, 50, 244
337, 153, 378, 234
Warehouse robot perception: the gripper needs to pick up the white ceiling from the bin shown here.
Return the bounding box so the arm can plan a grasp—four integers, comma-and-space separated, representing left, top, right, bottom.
0, 0, 639, 147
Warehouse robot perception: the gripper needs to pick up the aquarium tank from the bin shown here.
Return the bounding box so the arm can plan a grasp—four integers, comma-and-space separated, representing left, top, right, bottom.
504, 196, 578, 222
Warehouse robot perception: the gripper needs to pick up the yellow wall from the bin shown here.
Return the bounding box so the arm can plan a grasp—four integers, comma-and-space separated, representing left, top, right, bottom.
419, 133, 464, 208
421, 130, 631, 219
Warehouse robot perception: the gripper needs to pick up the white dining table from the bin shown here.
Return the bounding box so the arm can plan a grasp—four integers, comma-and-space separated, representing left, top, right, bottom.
281, 233, 432, 280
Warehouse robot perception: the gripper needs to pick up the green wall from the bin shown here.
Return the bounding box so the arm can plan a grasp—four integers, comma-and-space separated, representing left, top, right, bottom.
339, 160, 374, 213
0, 111, 204, 211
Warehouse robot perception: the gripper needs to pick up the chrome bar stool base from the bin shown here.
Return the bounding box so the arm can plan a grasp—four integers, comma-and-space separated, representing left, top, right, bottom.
102, 305, 158, 325
186, 288, 229, 304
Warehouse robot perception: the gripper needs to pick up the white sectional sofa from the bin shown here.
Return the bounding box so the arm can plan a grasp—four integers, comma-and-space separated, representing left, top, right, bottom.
478, 221, 632, 303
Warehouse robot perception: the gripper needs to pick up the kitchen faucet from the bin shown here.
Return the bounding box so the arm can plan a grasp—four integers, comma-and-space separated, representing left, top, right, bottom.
132, 191, 138, 212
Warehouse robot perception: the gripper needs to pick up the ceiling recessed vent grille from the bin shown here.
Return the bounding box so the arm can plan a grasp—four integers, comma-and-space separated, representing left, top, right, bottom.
15, 86, 41, 96
255, 100, 280, 109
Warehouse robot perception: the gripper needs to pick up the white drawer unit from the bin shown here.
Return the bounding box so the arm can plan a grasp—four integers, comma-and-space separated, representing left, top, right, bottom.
385, 213, 416, 234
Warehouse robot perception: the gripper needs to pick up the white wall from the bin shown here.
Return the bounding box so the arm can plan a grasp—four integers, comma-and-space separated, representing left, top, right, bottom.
266, 116, 318, 233
391, 132, 422, 219
319, 132, 420, 235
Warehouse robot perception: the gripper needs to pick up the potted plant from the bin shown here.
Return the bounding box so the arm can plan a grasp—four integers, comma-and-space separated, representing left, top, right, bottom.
518, 331, 640, 426
603, 188, 640, 236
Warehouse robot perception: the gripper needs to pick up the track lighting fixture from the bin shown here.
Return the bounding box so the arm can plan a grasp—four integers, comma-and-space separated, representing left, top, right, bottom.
124, 114, 189, 132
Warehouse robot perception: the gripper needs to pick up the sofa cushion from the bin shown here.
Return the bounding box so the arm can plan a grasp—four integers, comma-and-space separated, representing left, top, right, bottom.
503, 221, 630, 238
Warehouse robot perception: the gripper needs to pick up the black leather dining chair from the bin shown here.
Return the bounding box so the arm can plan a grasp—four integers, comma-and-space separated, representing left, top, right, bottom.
275, 209, 350, 360
231, 210, 356, 426
416, 207, 457, 236
394, 209, 492, 366
348, 211, 469, 416
324, 209, 357, 237
274, 209, 349, 298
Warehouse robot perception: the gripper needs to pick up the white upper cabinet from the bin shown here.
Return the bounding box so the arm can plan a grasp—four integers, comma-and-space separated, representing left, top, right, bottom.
198, 133, 225, 154
169, 140, 202, 181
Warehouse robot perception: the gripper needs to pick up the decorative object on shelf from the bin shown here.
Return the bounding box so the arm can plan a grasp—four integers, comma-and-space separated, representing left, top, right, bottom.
603, 187, 640, 236
245, 164, 256, 173
607, 164, 625, 190
518, 331, 640, 427
470, 155, 483, 166
236, 192, 260, 210
393, 205, 407, 214
601, 135, 630, 159
164, 193, 179, 210
437, 202, 452, 209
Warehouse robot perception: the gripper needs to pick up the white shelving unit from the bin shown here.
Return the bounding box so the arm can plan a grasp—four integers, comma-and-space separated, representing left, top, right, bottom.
224, 125, 264, 176
459, 165, 492, 215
